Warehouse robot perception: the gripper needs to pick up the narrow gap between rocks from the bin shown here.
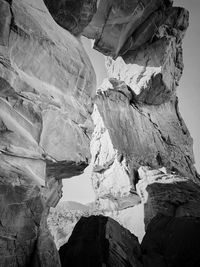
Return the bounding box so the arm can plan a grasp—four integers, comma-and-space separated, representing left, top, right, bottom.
60, 37, 107, 205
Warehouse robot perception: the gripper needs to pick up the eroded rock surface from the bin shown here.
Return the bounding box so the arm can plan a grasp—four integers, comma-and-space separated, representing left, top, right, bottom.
83, 0, 188, 59
43, 0, 97, 36
59, 215, 143, 267
137, 167, 200, 228
0, 0, 199, 266
90, 0, 199, 212
137, 167, 200, 267
48, 201, 92, 249
0, 0, 96, 265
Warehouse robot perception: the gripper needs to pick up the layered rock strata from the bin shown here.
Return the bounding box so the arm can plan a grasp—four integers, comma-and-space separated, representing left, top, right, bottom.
0, 0, 96, 265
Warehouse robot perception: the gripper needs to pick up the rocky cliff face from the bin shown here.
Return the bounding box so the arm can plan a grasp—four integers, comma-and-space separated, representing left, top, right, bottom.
0, 0, 96, 266
1, 0, 200, 266
90, 1, 199, 212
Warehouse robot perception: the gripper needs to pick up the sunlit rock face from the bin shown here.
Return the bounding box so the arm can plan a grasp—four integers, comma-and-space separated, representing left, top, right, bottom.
91, 103, 141, 211
105, 34, 185, 105
48, 201, 92, 249
59, 215, 143, 267
0, 0, 96, 265
90, 1, 199, 213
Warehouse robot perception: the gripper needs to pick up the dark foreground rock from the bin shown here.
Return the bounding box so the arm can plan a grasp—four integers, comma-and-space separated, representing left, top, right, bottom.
142, 215, 200, 267
59, 215, 143, 267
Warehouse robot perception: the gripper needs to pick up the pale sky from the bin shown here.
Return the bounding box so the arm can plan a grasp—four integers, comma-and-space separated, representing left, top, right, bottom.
62, 0, 200, 203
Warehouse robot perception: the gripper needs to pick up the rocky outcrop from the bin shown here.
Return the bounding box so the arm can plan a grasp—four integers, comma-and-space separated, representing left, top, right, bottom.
57, 169, 200, 267
91, 83, 198, 210
137, 167, 200, 267
1, 0, 199, 266
0, 0, 96, 265
43, 0, 97, 36
83, 0, 188, 59
59, 215, 143, 267
48, 201, 145, 249
90, 0, 199, 212
137, 167, 200, 228
91, 103, 141, 211
142, 215, 200, 267
48, 201, 92, 249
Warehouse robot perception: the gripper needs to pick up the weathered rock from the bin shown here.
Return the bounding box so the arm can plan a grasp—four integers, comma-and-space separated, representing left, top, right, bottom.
106, 36, 184, 105
43, 0, 97, 36
137, 167, 200, 267
138, 167, 200, 267
137, 166, 200, 228
0, 0, 11, 46
59, 215, 143, 267
0, 0, 96, 265
0, 0, 199, 265
48, 201, 92, 249
91, 103, 141, 211
48, 201, 145, 250
91, 81, 198, 210
142, 214, 200, 267
82, 0, 189, 58
105, 6, 189, 104
89, 1, 198, 214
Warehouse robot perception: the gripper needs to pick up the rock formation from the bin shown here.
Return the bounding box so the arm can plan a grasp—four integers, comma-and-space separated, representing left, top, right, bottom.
48, 201, 92, 249
0, 0, 95, 266
138, 167, 200, 267
90, 0, 199, 212
59, 215, 143, 267
43, 0, 97, 36
0, 0, 199, 266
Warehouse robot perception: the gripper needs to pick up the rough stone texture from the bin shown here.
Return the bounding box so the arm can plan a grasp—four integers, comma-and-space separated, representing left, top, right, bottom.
89, 2, 199, 212
91, 103, 141, 211
91, 83, 198, 210
137, 167, 200, 267
137, 167, 200, 228
43, 0, 98, 36
82, 0, 188, 58
59, 215, 143, 267
0, 0, 96, 265
105, 35, 185, 105
1, 0, 200, 265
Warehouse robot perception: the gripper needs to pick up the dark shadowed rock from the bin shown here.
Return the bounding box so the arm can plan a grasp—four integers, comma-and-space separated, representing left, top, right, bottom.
43, 0, 97, 36
82, 0, 189, 58
0, 0, 11, 46
59, 215, 143, 267
142, 215, 200, 267
137, 167, 200, 227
